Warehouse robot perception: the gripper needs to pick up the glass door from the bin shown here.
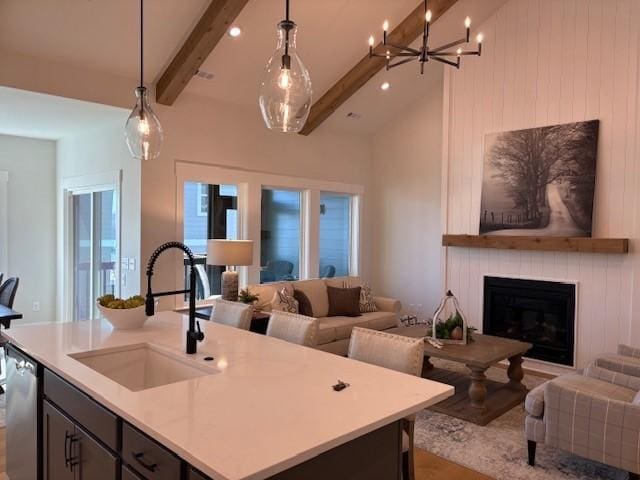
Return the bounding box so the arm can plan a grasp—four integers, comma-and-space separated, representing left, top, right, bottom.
71, 189, 118, 320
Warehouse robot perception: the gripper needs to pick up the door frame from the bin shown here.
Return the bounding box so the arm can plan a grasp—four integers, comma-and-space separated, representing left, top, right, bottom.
60, 171, 122, 321
0, 171, 8, 276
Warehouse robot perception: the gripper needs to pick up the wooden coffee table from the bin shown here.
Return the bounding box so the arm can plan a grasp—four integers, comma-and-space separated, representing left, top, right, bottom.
387, 325, 532, 426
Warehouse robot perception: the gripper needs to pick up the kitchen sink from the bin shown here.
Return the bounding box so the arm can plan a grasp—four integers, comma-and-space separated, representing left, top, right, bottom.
69, 343, 218, 392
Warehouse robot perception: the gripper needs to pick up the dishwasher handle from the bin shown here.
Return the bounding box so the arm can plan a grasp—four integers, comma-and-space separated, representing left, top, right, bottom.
6, 347, 37, 376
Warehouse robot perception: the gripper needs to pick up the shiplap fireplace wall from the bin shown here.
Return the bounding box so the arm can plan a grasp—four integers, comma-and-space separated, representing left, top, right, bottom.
441, 0, 640, 371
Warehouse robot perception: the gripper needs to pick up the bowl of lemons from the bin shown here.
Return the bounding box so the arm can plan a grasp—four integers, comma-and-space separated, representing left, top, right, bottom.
96, 294, 148, 330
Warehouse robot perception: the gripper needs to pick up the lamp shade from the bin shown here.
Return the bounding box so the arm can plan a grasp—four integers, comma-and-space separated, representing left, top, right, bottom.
207, 240, 254, 266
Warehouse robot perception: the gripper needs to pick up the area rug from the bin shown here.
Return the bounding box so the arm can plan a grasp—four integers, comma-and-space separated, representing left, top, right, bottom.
415, 360, 628, 480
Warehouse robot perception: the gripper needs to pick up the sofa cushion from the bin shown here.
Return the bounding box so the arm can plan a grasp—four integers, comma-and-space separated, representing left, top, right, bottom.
364, 311, 399, 331
317, 315, 371, 345
327, 286, 361, 317
293, 289, 314, 317
292, 279, 329, 318
325, 276, 362, 288
249, 282, 291, 312
316, 311, 398, 345
634, 391, 640, 405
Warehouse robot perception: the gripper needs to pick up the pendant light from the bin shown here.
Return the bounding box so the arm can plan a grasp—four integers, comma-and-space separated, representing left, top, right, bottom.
259, 0, 312, 133
125, 0, 163, 161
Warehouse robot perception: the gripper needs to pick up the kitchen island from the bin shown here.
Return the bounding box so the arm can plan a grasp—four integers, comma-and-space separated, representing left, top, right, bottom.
4, 312, 453, 480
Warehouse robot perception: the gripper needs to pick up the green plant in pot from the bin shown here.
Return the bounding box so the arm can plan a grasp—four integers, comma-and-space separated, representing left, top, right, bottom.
432, 290, 470, 345
238, 287, 259, 305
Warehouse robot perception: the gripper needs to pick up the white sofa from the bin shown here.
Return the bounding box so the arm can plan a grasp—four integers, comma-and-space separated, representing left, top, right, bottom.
247, 277, 401, 355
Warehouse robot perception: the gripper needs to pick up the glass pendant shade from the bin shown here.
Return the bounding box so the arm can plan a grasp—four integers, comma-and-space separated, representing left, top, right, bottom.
259, 22, 312, 133
125, 86, 163, 161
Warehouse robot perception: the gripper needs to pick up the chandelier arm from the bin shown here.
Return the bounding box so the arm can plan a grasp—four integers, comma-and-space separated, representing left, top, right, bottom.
429, 56, 460, 68
384, 43, 422, 55
387, 56, 419, 69
429, 37, 468, 54
429, 50, 480, 57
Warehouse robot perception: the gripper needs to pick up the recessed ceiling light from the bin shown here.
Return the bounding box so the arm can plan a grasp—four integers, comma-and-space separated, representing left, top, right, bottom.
380, 82, 391, 91
228, 26, 242, 37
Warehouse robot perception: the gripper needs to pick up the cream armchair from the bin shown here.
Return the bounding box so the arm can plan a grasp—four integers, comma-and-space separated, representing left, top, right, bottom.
525, 363, 640, 480
595, 344, 640, 379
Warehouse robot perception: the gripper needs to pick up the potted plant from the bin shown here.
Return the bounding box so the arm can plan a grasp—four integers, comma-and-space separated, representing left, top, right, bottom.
238, 287, 260, 312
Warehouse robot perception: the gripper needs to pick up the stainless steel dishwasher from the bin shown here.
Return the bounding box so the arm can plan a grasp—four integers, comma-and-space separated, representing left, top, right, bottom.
6, 344, 41, 480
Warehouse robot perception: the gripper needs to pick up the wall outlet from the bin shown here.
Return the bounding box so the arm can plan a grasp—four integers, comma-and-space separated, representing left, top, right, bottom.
32, 301, 40, 312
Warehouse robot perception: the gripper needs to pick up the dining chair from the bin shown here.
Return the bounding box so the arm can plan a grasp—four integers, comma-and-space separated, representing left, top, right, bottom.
348, 327, 425, 480
266, 311, 318, 347
0, 277, 19, 308
209, 299, 252, 330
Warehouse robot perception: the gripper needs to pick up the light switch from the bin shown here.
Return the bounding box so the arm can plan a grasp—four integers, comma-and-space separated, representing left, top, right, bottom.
129, 258, 136, 271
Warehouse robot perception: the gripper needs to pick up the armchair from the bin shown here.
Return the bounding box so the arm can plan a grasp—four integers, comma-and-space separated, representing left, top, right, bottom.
525, 363, 640, 479
595, 344, 640, 379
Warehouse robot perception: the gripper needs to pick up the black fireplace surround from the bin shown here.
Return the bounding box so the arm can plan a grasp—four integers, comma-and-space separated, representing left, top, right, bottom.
483, 276, 575, 366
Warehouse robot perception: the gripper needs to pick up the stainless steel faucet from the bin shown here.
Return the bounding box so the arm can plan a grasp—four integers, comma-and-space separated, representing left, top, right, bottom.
145, 242, 204, 354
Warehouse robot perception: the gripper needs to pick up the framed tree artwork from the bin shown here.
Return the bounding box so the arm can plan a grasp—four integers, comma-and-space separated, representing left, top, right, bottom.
479, 120, 599, 237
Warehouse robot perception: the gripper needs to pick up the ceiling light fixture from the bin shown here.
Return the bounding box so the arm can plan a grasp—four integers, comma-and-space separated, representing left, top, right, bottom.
368, 0, 483, 74
380, 82, 391, 91
258, 0, 312, 133
228, 26, 242, 37
124, 0, 163, 161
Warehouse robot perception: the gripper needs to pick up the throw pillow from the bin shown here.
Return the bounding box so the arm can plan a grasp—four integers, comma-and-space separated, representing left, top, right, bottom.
271, 287, 299, 314
327, 286, 362, 317
358, 283, 378, 313
294, 289, 314, 317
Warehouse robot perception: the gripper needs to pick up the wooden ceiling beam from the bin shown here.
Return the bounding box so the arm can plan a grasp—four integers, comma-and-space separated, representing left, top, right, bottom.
299, 0, 457, 136
156, 0, 250, 106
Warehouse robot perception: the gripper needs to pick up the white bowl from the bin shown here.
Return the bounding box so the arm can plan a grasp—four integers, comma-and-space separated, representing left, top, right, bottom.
97, 303, 148, 330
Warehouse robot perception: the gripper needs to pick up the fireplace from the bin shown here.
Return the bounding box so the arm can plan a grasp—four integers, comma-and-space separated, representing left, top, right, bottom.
483, 276, 576, 366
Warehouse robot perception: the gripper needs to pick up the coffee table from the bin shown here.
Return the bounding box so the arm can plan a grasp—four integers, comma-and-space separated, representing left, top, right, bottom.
387, 325, 532, 426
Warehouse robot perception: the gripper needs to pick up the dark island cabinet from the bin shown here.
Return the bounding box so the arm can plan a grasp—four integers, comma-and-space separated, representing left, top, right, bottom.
43, 400, 117, 480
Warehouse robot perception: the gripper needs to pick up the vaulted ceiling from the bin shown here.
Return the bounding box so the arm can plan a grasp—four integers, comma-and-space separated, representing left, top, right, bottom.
0, 0, 506, 135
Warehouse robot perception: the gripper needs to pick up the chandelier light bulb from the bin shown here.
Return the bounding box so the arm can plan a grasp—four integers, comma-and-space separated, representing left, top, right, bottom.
425, 10, 432, 22
380, 82, 390, 91
456, 47, 462, 56
477, 33, 483, 43
464, 16, 471, 28
125, 86, 163, 161
228, 26, 242, 37
383, 20, 389, 32
369, 36, 375, 47
278, 68, 291, 89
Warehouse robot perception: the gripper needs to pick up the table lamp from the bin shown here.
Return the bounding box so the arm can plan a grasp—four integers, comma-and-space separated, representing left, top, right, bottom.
206, 240, 254, 301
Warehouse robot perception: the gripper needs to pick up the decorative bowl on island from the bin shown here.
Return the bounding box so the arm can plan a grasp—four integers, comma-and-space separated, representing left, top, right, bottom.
96, 295, 148, 330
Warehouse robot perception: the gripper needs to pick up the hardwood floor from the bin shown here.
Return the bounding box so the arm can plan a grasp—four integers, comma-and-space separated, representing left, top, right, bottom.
0, 427, 489, 480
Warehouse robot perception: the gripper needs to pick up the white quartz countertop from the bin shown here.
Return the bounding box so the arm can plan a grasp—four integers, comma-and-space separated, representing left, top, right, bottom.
4, 313, 453, 480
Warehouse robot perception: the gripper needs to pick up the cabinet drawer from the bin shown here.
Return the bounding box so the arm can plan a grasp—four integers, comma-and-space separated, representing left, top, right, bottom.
123, 423, 182, 480
44, 370, 119, 451
122, 465, 145, 480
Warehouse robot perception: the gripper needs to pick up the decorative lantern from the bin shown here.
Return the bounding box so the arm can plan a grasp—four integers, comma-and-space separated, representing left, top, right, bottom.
432, 290, 468, 345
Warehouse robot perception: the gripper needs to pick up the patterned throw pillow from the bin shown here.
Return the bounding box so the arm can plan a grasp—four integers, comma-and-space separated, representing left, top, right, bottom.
344, 281, 377, 313
271, 286, 299, 313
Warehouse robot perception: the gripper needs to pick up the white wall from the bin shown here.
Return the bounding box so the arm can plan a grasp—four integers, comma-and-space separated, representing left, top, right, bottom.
442, 0, 640, 371
0, 134, 56, 323
56, 121, 141, 321
370, 68, 445, 315
142, 93, 374, 310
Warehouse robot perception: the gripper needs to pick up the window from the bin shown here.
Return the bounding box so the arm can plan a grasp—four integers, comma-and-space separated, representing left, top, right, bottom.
319, 192, 353, 278
260, 188, 301, 283
183, 182, 238, 299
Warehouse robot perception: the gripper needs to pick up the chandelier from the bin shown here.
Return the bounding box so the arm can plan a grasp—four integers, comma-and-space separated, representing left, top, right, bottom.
368, 0, 483, 73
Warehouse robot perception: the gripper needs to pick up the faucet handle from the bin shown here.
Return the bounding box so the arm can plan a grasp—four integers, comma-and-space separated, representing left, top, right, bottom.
195, 321, 205, 342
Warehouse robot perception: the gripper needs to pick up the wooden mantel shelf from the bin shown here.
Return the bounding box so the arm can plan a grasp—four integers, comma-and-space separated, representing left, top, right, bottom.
442, 234, 629, 254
